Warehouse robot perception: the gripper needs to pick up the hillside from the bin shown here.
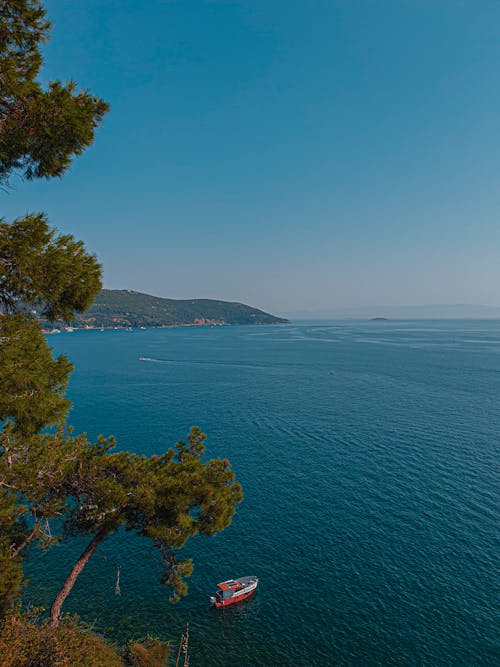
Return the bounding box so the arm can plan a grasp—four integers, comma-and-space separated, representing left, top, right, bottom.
61, 290, 289, 328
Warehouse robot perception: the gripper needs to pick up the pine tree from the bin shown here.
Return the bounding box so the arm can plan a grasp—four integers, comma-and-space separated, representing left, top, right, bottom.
0, 1, 108, 186
0, 0, 243, 639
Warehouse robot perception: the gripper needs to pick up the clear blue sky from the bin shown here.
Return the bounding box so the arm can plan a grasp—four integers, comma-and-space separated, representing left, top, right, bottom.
4, 0, 500, 314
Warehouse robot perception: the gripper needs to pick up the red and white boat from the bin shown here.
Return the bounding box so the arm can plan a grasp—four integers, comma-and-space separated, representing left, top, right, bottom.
210, 576, 259, 608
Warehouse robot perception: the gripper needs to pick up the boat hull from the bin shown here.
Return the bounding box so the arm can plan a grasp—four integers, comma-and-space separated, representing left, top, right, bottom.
213, 587, 256, 608
210, 576, 258, 608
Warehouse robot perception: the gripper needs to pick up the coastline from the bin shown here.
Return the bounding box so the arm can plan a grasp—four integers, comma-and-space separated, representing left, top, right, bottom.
41, 320, 290, 334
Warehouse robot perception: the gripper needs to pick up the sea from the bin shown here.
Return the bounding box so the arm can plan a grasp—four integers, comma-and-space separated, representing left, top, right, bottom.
27, 320, 499, 665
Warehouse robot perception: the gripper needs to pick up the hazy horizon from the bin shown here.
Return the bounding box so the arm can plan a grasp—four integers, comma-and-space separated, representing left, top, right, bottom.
277, 303, 500, 320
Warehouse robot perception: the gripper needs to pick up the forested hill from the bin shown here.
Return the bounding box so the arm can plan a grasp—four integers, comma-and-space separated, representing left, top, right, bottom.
63, 289, 289, 328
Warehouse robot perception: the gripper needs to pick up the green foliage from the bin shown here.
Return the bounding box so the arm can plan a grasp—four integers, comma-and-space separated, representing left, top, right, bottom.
0, 608, 124, 667
0, 428, 77, 536
0, 317, 72, 434
0, 0, 49, 94
0, 80, 109, 181
0, 547, 23, 618
0, 214, 102, 320
0, 491, 24, 617
0, 1, 109, 185
0, 428, 81, 617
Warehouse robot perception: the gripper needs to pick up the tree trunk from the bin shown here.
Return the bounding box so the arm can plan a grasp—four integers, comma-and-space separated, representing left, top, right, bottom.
49, 526, 108, 627
10, 521, 41, 559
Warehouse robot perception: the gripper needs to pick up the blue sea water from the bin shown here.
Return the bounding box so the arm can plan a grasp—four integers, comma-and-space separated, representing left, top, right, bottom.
27, 320, 499, 665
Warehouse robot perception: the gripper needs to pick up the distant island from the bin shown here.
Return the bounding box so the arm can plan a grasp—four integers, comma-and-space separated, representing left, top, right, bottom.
371, 317, 389, 321
45, 289, 290, 329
